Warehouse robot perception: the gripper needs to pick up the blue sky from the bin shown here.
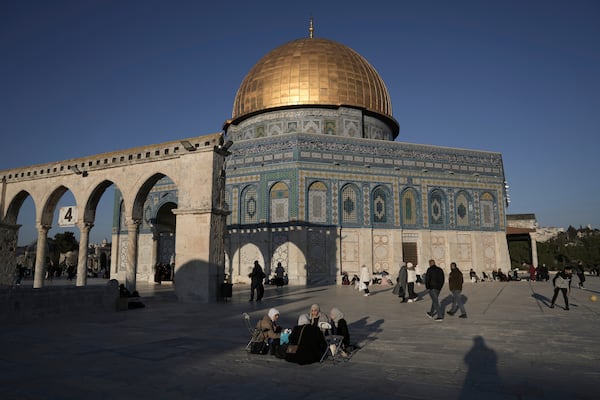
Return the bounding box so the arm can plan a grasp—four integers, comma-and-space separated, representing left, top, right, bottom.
2, 0, 599, 245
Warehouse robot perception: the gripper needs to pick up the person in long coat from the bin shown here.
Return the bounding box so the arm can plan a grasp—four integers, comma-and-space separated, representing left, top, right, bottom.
395, 262, 408, 302
285, 314, 327, 365
248, 260, 265, 301
254, 308, 282, 355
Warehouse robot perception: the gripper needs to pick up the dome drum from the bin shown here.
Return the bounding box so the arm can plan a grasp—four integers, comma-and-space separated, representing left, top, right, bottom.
225, 106, 396, 142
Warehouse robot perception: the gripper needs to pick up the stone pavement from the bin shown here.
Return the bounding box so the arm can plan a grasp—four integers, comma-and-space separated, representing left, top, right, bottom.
1, 276, 599, 400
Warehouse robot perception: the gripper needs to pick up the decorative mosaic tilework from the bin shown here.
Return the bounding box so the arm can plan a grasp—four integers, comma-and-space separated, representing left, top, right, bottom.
308, 230, 328, 273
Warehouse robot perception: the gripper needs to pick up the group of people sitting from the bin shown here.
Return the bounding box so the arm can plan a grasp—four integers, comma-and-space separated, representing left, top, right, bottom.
469, 268, 521, 282
249, 303, 357, 365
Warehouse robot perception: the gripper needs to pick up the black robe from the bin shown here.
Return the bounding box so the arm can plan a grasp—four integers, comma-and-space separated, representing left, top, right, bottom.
285, 324, 326, 365
331, 318, 350, 348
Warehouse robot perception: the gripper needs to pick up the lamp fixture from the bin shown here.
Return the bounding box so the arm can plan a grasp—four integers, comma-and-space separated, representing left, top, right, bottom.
181, 140, 196, 151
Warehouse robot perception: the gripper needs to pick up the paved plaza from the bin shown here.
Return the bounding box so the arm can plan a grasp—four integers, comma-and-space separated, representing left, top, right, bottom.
1, 275, 599, 400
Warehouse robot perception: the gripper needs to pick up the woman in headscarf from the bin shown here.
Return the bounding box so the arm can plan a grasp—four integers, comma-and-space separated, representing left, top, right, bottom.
329, 307, 350, 349
285, 314, 327, 365
255, 308, 282, 355
309, 303, 330, 328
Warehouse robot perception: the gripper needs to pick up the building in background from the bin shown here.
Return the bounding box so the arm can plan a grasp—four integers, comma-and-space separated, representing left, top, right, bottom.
114, 27, 511, 284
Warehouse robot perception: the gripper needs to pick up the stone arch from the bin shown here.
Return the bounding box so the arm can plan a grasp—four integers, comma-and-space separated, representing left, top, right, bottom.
40, 185, 73, 227
116, 172, 180, 289
75, 179, 121, 286
3, 190, 33, 225
82, 180, 116, 225
130, 173, 171, 223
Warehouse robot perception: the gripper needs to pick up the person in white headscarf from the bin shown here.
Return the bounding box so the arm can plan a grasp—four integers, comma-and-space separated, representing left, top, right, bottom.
255, 308, 282, 355
309, 303, 330, 328
329, 307, 350, 348
285, 313, 327, 365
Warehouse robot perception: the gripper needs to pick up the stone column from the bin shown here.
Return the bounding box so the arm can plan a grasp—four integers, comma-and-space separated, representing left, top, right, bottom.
0, 222, 19, 286
529, 232, 539, 267
125, 220, 140, 292
76, 222, 93, 287
33, 224, 50, 288
151, 226, 159, 273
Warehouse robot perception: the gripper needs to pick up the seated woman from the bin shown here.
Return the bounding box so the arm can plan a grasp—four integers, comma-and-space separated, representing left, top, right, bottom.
285, 314, 327, 365
309, 303, 330, 328
329, 307, 358, 356
253, 308, 282, 355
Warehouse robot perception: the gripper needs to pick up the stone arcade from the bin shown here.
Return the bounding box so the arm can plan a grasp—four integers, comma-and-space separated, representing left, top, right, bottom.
0, 134, 228, 302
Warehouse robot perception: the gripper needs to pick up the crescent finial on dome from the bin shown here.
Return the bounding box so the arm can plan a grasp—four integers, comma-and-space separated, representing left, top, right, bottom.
309, 16, 314, 38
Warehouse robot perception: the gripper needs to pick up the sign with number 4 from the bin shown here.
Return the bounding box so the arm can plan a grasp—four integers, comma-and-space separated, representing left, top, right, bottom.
58, 206, 78, 227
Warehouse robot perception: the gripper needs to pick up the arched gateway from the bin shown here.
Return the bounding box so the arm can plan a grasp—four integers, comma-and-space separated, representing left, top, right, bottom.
0, 133, 230, 303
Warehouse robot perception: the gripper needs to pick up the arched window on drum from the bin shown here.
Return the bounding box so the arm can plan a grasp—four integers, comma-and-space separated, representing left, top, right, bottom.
401, 188, 419, 226
455, 191, 471, 228
270, 182, 289, 223
308, 181, 327, 224
340, 184, 360, 225
372, 186, 390, 224
480, 192, 496, 228
429, 189, 447, 227
241, 185, 259, 225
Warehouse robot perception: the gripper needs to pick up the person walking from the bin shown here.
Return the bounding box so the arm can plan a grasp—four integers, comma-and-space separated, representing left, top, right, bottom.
274, 262, 285, 289
425, 259, 445, 321
395, 262, 408, 302
447, 262, 467, 318
248, 260, 265, 302
360, 265, 371, 296
550, 266, 572, 310
406, 262, 418, 302
575, 261, 586, 289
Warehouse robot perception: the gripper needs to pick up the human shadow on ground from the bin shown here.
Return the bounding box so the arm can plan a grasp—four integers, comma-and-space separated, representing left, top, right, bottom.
440, 294, 469, 314
531, 292, 577, 310
532, 292, 551, 307
347, 316, 384, 348
458, 335, 502, 400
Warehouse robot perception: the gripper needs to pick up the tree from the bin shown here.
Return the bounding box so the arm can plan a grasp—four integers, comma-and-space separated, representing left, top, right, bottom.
53, 232, 79, 253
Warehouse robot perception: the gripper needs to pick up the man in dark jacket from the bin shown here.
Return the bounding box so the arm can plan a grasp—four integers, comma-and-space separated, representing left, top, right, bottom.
249, 260, 265, 302
447, 262, 467, 318
425, 259, 445, 321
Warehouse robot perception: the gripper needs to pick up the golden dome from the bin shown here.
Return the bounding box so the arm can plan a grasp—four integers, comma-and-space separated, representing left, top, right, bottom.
230, 37, 397, 130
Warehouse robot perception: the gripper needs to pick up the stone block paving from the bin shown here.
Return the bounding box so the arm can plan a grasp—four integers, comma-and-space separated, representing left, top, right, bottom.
1, 276, 599, 399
